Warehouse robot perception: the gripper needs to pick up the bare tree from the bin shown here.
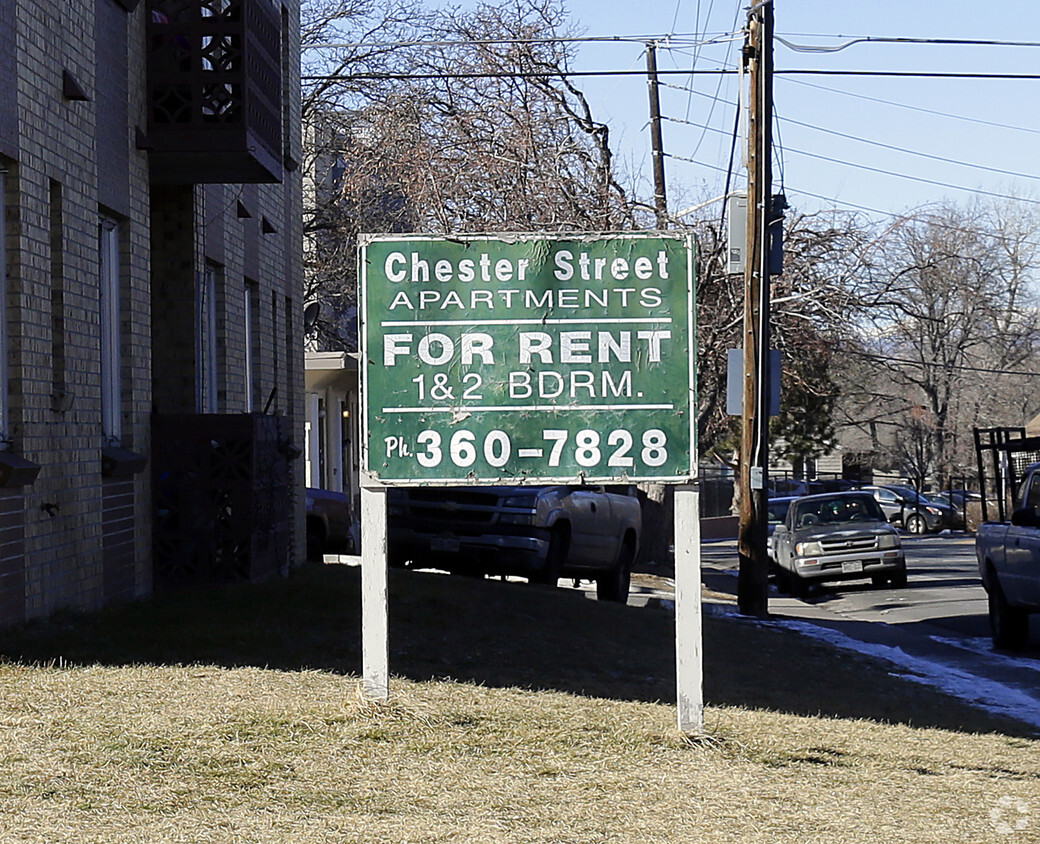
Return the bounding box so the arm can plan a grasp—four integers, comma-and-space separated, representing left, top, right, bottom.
691, 206, 874, 463
301, 0, 637, 349
844, 201, 1040, 484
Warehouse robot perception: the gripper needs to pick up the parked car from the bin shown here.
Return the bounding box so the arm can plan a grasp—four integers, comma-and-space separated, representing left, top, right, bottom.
305, 488, 358, 561
772, 491, 906, 596
926, 491, 980, 530
884, 485, 959, 531
387, 485, 641, 602
770, 479, 824, 497
766, 496, 799, 562
860, 485, 955, 534
939, 489, 982, 506
814, 478, 858, 493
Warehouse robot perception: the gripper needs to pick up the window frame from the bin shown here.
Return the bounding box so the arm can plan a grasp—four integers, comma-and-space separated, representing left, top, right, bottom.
196, 263, 220, 414
99, 216, 122, 443
0, 168, 8, 444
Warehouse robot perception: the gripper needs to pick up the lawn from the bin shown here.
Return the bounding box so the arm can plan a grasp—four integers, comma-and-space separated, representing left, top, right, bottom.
0, 563, 1036, 843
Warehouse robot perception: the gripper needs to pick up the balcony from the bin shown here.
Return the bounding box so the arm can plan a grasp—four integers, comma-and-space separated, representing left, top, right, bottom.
147, 0, 283, 184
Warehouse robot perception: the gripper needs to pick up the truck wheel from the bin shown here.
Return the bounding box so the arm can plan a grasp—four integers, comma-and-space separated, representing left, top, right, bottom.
889, 563, 908, 588
989, 577, 1029, 649
775, 568, 793, 595
790, 571, 810, 599
596, 535, 635, 603
904, 514, 926, 535
306, 525, 325, 563
531, 525, 568, 588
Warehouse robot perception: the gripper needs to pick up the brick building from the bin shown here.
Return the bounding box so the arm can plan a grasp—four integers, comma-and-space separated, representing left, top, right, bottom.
0, 0, 304, 626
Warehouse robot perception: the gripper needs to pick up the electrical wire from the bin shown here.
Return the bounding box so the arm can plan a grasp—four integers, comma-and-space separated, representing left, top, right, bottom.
664, 72, 1040, 138
782, 186, 1040, 253
302, 68, 1040, 82
302, 68, 734, 81
770, 115, 1040, 184
303, 33, 740, 51
662, 113, 1040, 206
305, 32, 1040, 53
779, 75, 1040, 137
858, 351, 1040, 379
718, 95, 744, 235
665, 152, 746, 178
684, 0, 740, 162
775, 34, 1040, 52
777, 70, 1040, 79
784, 145, 1040, 206
666, 80, 1040, 183
772, 99, 785, 194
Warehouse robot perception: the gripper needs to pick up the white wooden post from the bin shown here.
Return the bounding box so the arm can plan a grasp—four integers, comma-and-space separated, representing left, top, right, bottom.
360, 483, 389, 698
674, 483, 704, 735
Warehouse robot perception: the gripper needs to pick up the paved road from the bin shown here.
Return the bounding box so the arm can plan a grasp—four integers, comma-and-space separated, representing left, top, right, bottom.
690, 533, 1040, 729
701, 533, 997, 636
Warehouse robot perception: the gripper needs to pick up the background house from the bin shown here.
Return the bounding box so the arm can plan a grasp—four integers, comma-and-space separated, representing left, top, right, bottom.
0, 0, 303, 627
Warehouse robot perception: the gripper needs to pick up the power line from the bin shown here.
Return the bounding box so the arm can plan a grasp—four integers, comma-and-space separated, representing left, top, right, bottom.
662, 73, 1040, 140
662, 113, 1040, 206
776, 34, 1040, 52
859, 351, 1040, 379
775, 114, 1040, 184
666, 80, 1040, 181
302, 69, 734, 82
304, 32, 1040, 53
779, 75, 1040, 137
785, 186, 900, 218
303, 33, 740, 51
302, 68, 1040, 82
766, 187, 1040, 253
784, 145, 1040, 206
777, 70, 1040, 79
665, 151, 746, 179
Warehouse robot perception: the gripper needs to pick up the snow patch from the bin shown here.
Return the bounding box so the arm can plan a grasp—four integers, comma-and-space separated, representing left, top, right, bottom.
709, 605, 1040, 731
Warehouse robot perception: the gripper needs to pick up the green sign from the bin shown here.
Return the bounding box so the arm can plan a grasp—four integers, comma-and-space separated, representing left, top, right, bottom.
359, 233, 695, 483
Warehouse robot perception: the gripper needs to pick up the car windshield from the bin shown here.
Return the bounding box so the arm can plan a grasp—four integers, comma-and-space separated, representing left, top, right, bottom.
792, 495, 885, 527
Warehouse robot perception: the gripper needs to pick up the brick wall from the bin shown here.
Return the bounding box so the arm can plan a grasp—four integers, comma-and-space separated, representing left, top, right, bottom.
0, 0, 305, 626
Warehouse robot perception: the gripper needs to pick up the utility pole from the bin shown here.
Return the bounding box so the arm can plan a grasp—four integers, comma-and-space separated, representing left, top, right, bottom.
737, 1, 773, 617
646, 42, 668, 228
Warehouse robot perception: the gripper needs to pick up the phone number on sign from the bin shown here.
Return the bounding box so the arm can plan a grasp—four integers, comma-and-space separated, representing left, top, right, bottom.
382, 428, 670, 470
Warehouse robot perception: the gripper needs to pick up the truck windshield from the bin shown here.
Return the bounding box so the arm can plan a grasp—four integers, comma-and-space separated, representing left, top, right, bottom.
793, 495, 885, 527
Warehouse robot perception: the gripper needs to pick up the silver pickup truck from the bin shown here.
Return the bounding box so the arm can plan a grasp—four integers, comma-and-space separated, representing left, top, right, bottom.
772, 491, 906, 597
976, 461, 1040, 648
387, 485, 641, 602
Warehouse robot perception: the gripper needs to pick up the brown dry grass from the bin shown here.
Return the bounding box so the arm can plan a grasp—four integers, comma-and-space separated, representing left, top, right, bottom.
0, 563, 1037, 843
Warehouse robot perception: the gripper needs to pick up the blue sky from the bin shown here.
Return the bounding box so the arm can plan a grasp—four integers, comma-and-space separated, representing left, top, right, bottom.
537, 0, 1040, 221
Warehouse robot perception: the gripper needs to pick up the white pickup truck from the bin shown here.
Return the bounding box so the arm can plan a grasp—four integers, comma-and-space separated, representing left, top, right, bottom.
388, 485, 641, 602
975, 461, 1040, 648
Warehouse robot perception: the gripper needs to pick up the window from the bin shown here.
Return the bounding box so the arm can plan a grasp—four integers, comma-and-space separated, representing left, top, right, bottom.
284, 295, 294, 416
1026, 477, 1040, 510
99, 217, 121, 442
52, 181, 67, 408
0, 167, 8, 442
196, 263, 220, 413
243, 283, 256, 412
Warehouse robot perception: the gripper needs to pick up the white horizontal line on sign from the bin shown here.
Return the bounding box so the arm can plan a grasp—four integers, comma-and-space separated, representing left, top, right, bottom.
517, 449, 544, 457
382, 404, 675, 413
380, 317, 673, 327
